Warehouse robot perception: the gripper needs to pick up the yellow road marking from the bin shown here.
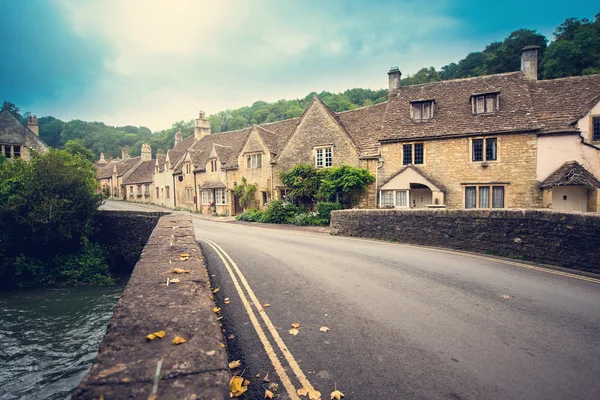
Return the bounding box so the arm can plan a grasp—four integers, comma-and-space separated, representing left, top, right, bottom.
202, 240, 301, 400
205, 239, 318, 394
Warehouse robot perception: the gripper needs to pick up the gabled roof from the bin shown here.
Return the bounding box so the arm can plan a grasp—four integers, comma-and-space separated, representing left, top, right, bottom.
189, 127, 252, 172
123, 160, 155, 184
156, 154, 166, 172
96, 159, 119, 179
0, 109, 49, 152
257, 118, 300, 153
530, 74, 600, 134
380, 164, 447, 192
116, 156, 140, 176
337, 102, 387, 157
254, 125, 278, 154
540, 161, 600, 189
379, 72, 540, 142
168, 134, 196, 171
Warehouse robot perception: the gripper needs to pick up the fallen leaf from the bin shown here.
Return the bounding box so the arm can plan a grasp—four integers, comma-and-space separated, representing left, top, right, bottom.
228, 334, 235, 339
220, 343, 226, 347
172, 268, 191, 274
265, 389, 274, 399
213, 288, 220, 293
320, 326, 329, 332
243, 379, 250, 387
309, 390, 322, 399
213, 307, 221, 313
230, 376, 247, 397
501, 294, 511, 299
206, 350, 216, 356
330, 389, 344, 400
229, 360, 241, 369
268, 383, 279, 392
146, 333, 156, 341
217, 316, 223, 321
146, 330, 166, 341
224, 299, 231, 305
256, 374, 261, 378
291, 323, 300, 328
225, 297, 230, 301
289, 328, 299, 336
298, 387, 309, 396
325, 314, 328, 317
263, 303, 271, 307
172, 336, 186, 345
263, 372, 270, 382
170, 278, 180, 283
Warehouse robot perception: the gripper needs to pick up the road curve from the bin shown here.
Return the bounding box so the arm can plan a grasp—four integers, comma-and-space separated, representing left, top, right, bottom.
194, 218, 600, 400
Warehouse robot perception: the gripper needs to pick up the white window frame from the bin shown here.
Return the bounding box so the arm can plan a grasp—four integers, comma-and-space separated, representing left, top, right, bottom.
186, 187, 193, 202
379, 190, 410, 208
315, 146, 333, 168
215, 188, 226, 205
202, 189, 214, 205
246, 153, 263, 169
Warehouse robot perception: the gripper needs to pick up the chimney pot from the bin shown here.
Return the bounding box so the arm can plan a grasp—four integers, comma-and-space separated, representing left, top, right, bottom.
388, 66, 402, 91
27, 114, 39, 136
520, 45, 539, 80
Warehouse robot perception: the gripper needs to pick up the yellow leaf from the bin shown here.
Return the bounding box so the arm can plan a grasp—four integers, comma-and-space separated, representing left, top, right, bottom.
298, 387, 309, 396
224, 300, 231, 305
225, 297, 230, 301
320, 326, 329, 332
213, 288, 220, 293
263, 303, 270, 307
220, 343, 226, 347
146, 333, 156, 341
180, 253, 190, 257
243, 379, 250, 387
330, 389, 344, 400
173, 268, 191, 274
154, 331, 166, 338
256, 373, 260, 378
263, 372, 270, 382
172, 335, 186, 345
308, 389, 322, 399
265, 389, 274, 399
501, 294, 511, 299
213, 307, 221, 313
170, 278, 180, 283
230, 376, 247, 397
228, 334, 235, 339
289, 328, 299, 336
291, 323, 300, 328
228, 360, 241, 369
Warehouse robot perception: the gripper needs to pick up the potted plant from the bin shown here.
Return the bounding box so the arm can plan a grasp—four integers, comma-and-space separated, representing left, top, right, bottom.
210, 200, 216, 215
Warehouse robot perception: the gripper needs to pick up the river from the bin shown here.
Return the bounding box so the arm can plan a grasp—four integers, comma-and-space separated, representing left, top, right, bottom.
0, 285, 124, 400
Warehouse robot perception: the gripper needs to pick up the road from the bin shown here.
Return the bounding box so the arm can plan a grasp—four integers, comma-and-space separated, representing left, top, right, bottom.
102, 201, 600, 399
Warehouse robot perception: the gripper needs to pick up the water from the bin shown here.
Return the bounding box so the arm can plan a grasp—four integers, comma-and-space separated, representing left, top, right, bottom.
0, 286, 124, 400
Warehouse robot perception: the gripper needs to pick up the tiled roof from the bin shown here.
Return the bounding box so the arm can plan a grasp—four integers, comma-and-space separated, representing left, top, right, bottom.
540, 161, 600, 188
338, 102, 387, 157
123, 160, 155, 184
96, 160, 119, 179
156, 154, 166, 172
200, 181, 226, 189
380, 164, 447, 192
254, 125, 278, 154
379, 72, 540, 142
116, 156, 140, 176
257, 118, 300, 153
189, 128, 252, 172
530, 74, 600, 134
0, 109, 49, 152
169, 134, 196, 170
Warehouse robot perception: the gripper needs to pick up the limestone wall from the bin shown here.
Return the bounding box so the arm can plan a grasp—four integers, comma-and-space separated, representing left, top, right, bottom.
331, 208, 600, 273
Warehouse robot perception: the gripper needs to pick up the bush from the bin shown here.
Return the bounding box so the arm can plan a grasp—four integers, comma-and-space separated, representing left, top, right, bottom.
292, 212, 322, 226
260, 200, 298, 224
237, 208, 264, 222
316, 202, 343, 223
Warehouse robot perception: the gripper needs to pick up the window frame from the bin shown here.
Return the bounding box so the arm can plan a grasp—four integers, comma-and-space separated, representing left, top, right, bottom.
592, 116, 600, 141
472, 93, 499, 114
401, 143, 425, 165
210, 159, 218, 172
215, 188, 226, 205
464, 185, 505, 209
246, 153, 263, 169
202, 189, 215, 205
315, 146, 333, 168
410, 100, 434, 121
471, 137, 498, 162
379, 189, 410, 208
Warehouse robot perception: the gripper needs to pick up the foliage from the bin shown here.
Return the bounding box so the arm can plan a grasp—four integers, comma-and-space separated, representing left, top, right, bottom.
316, 164, 375, 206
2, 100, 23, 120
260, 200, 298, 224
292, 212, 322, 226
65, 139, 96, 163
232, 177, 257, 210
0, 149, 108, 288
236, 208, 264, 222
316, 202, 343, 223
279, 164, 320, 209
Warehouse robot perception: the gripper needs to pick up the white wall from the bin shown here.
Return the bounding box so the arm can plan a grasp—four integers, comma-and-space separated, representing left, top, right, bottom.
537, 134, 600, 181
552, 186, 587, 212
577, 100, 600, 144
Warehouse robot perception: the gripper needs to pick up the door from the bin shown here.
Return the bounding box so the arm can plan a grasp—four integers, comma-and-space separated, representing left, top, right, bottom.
410, 188, 433, 208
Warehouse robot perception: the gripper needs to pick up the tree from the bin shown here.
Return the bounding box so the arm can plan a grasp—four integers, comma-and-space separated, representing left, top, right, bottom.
232, 177, 257, 211
65, 139, 96, 163
38, 116, 64, 148
279, 164, 320, 209
2, 101, 23, 120
317, 164, 375, 206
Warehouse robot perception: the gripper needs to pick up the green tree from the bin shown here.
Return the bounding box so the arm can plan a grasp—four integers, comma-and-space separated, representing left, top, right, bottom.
279, 164, 320, 209
317, 164, 375, 206
232, 177, 257, 210
65, 139, 96, 163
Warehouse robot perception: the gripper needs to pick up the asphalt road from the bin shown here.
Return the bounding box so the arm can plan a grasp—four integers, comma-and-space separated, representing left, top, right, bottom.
194, 219, 600, 400
100, 201, 600, 399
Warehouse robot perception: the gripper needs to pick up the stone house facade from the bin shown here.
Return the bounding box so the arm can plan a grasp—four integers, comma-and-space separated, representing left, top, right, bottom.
0, 109, 49, 161
97, 46, 600, 214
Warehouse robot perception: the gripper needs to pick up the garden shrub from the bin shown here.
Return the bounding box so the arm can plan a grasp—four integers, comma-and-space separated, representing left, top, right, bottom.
316, 202, 343, 223
260, 200, 298, 224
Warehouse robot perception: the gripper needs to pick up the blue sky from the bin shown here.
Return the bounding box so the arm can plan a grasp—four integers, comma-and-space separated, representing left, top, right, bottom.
1, 0, 597, 130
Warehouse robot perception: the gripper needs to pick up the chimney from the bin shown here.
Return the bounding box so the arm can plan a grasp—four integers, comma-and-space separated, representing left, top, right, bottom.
520, 45, 539, 80
121, 147, 130, 160
388, 67, 402, 91
174, 129, 183, 146
98, 152, 107, 164
28, 115, 39, 136
195, 110, 211, 140
141, 143, 152, 162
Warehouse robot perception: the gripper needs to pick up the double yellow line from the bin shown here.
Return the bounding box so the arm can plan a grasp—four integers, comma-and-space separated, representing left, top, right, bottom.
202, 239, 316, 400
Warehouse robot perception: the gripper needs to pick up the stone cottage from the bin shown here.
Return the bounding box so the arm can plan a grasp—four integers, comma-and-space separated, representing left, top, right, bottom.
0, 109, 49, 160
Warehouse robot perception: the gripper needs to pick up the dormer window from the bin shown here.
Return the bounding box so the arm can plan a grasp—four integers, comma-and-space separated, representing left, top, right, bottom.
472, 93, 499, 114
411, 100, 434, 120
185, 162, 192, 174
210, 159, 218, 172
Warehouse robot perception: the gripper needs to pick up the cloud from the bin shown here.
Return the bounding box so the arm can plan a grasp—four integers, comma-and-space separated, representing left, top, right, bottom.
27, 0, 467, 130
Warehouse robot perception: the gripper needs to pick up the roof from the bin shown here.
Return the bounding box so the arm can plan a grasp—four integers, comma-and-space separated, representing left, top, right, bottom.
254, 125, 278, 154
123, 160, 155, 184
380, 164, 447, 192
379, 72, 540, 142
169, 134, 196, 170
96, 159, 119, 179
199, 181, 226, 189
156, 154, 166, 172
0, 109, 49, 153
530, 74, 600, 134
116, 156, 140, 176
257, 118, 300, 153
188, 128, 252, 172
540, 161, 600, 189
337, 102, 387, 157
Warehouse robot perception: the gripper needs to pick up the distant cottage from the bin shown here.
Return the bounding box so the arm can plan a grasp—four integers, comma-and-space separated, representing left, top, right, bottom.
97, 46, 600, 213
0, 108, 49, 160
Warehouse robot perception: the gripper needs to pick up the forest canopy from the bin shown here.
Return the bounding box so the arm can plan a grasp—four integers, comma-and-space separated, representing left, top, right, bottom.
5, 13, 599, 159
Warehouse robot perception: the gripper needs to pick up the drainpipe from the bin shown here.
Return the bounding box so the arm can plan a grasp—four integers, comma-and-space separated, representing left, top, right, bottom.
172, 174, 177, 208
193, 171, 198, 212
270, 157, 274, 202
375, 156, 384, 208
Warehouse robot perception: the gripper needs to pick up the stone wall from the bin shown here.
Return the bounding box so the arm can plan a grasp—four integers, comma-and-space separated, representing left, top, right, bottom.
93, 211, 168, 276
331, 209, 600, 273
74, 214, 229, 399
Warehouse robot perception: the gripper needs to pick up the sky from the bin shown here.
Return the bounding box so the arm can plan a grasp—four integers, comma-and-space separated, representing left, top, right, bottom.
1, 0, 597, 131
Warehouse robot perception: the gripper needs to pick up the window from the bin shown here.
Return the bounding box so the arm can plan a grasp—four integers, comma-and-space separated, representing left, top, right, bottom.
380, 190, 409, 208
145, 184, 150, 197
156, 187, 160, 198
166, 186, 170, 199
185, 163, 191, 174
402, 143, 424, 165
472, 93, 499, 114
215, 189, 226, 205
202, 189, 214, 205
246, 154, 263, 169
3, 145, 11, 158
137, 185, 142, 194
13, 145, 20, 158
186, 187, 193, 202
593, 117, 600, 141
411, 100, 433, 120
262, 191, 268, 205
465, 185, 505, 209
403, 144, 412, 165
211, 159, 218, 172
472, 138, 497, 162
315, 147, 333, 168
129, 186, 134, 194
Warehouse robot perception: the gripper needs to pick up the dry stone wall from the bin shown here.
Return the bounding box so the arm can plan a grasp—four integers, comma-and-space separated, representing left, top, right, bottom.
331, 209, 600, 273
